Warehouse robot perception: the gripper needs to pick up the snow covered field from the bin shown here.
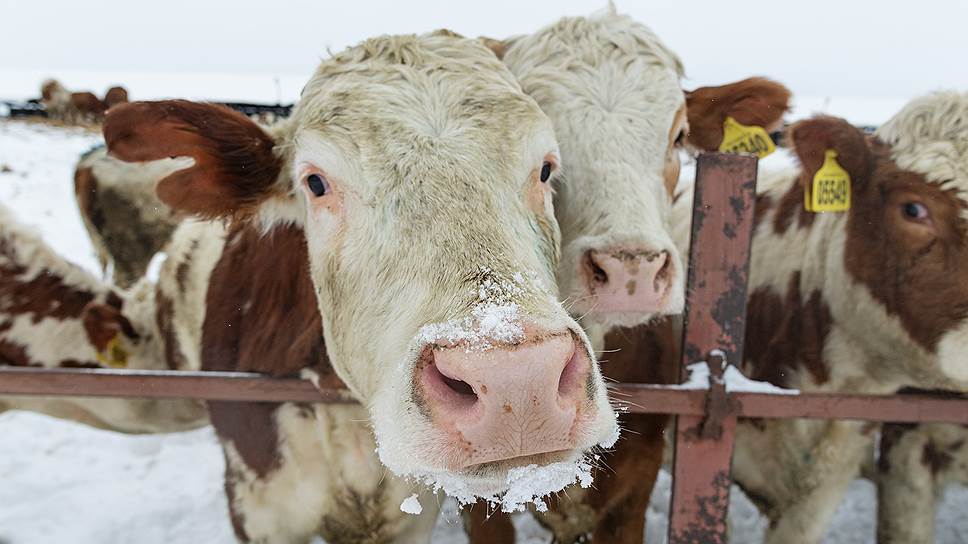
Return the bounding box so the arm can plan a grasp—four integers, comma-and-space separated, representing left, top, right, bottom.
1, 119, 967, 543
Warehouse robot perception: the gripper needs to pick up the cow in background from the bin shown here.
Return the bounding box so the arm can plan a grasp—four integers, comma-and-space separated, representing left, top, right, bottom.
669, 98, 968, 543
39, 79, 115, 124
0, 203, 207, 432
466, 9, 790, 543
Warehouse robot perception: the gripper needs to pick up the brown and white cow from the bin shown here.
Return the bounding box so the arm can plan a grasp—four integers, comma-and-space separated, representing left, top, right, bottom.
464, 10, 790, 543
668, 100, 968, 543
0, 204, 207, 432
95, 30, 619, 543
40, 79, 108, 124
867, 91, 968, 544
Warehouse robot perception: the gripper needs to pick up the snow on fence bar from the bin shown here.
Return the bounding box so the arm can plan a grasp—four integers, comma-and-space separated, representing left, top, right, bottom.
1, 152, 967, 543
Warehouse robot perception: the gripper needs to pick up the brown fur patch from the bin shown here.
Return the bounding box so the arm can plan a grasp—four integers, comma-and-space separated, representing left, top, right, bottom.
772, 181, 815, 234
0, 256, 96, 324
175, 240, 198, 292
202, 223, 342, 478
841, 142, 968, 352
70, 92, 106, 116
0, 335, 32, 366
74, 166, 103, 233
744, 272, 832, 388
104, 86, 129, 109
922, 440, 954, 476
685, 77, 791, 152
753, 193, 773, 232
103, 100, 282, 221
154, 287, 185, 371
41, 81, 59, 102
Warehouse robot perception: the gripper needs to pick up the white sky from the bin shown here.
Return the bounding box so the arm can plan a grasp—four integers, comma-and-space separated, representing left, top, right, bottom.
2, 0, 967, 123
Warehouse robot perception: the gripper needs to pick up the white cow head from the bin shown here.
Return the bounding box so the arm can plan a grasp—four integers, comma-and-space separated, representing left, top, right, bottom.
487, 11, 790, 330
103, 31, 618, 499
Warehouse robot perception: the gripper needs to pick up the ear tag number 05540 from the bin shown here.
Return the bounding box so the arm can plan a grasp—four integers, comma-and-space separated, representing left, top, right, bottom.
719, 116, 776, 158
804, 149, 851, 213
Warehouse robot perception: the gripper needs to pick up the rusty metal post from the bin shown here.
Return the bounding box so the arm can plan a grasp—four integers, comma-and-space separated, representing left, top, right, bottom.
668, 153, 758, 543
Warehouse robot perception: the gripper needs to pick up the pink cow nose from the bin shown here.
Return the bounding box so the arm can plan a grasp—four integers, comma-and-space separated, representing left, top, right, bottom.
583, 249, 672, 313
417, 330, 592, 468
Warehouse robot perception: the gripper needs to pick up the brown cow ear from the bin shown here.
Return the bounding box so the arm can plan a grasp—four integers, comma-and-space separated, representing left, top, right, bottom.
789, 116, 873, 185
685, 77, 792, 151
103, 100, 283, 220
479, 36, 510, 60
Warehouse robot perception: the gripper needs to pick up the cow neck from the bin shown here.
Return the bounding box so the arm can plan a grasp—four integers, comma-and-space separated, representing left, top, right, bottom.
741, 173, 844, 389
200, 220, 342, 385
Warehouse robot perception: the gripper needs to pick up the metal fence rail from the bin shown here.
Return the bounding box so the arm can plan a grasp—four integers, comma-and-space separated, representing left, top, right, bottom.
0, 99, 292, 119
2, 367, 967, 424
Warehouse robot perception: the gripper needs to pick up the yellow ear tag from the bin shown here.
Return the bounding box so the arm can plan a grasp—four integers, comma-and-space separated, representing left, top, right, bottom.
719, 116, 776, 158
96, 335, 129, 368
805, 149, 851, 213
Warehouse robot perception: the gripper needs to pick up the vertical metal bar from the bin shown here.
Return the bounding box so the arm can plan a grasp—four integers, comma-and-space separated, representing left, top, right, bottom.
668, 153, 759, 543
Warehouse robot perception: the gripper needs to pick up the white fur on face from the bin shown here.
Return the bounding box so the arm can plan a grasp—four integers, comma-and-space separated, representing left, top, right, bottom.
502, 12, 687, 329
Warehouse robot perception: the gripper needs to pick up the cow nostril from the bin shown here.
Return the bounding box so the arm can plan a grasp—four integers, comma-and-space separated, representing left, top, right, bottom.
585, 252, 608, 285
442, 374, 476, 397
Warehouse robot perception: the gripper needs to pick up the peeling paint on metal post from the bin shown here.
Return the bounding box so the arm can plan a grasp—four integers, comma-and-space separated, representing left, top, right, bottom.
668, 153, 758, 543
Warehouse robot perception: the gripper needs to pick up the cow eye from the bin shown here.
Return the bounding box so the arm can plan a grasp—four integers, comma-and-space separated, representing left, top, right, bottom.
540, 161, 553, 183
674, 130, 685, 146
306, 173, 329, 197
902, 201, 929, 221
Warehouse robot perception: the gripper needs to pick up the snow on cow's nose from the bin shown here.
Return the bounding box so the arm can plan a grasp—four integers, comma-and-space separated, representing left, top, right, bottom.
415, 326, 593, 468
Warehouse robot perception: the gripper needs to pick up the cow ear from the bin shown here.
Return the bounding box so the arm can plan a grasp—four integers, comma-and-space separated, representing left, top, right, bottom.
789, 116, 873, 186
103, 100, 284, 220
479, 36, 510, 60
81, 301, 138, 351
685, 77, 792, 151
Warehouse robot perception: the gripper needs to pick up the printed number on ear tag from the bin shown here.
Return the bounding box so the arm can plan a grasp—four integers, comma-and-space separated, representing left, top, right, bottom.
805, 149, 851, 213
719, 116, 776, 158
96, 335, 129, 368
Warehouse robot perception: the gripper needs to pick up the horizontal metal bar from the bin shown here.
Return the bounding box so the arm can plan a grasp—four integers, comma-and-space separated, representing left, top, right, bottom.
2, 367, 967, 424
616, 384, 968, 424
0, 367, 356, 403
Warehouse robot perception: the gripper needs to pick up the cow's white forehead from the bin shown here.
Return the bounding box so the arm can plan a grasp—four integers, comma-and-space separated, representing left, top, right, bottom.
288, 31, 553, 192
502, 13, 685, 169
876, 91, 968, 198
295, 31, 539, 132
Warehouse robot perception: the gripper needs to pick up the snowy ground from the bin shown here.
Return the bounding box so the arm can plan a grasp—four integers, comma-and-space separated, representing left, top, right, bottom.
1, 119, 967, 543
